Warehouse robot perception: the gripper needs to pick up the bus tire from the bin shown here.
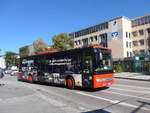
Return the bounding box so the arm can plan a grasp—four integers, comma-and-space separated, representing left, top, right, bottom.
67, 77, 75, 89
28, 75, 33, 83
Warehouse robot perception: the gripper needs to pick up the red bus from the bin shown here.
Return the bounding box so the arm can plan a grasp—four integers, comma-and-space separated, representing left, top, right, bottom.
18, 46, 114, 89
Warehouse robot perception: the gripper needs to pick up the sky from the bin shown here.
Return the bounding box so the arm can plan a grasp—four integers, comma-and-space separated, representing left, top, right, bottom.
0, 0, 150, 55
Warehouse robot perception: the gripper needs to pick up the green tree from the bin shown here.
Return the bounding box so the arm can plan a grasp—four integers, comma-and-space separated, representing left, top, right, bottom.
19, 46, 30, 57
33, 38, 49, 53
5, 51, 18, 67
52, 33, 74, 51
113, 64, 122, 73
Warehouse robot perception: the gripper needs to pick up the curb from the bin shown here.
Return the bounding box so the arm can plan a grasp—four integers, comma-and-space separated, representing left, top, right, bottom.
114, 76, 150, 82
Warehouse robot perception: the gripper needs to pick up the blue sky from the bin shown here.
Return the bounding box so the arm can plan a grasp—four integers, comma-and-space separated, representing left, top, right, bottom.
0, 0, 150, 55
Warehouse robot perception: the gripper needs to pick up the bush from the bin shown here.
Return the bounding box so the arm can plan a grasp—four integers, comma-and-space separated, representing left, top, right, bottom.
113, 64, 122, 73
144, 62, 150, 75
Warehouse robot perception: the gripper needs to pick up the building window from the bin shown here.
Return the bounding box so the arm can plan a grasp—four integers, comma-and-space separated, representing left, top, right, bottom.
140, 49, 145, 53
129, 42, 132, 48
127, 51, 129, 57
129, 33, 131, 38
126, 41, 128, 48
130, 52, 132, 57
147, 28, 150, 37
99, 33, 108, 47
82, 38, 88, 47
132, 15, 150, 27
72, 22, 108, 38
78, 40, 81, 45
139, 29, 144, 35
90, 37, 93, 42
94, 35, 98, 41
132, 31, 138, 37
139, 39, 144, 46
75, 41, 78, 46
133, 41, 138, 46
126, 32, 128, 38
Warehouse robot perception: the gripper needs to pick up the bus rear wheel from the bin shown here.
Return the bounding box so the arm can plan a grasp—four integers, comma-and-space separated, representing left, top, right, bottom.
67, 77, 75, 89
28, 75, 33, 83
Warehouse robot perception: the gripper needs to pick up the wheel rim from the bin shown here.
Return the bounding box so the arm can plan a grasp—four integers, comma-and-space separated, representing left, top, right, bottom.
28, 76, 33, 83
68, 79, 73, 88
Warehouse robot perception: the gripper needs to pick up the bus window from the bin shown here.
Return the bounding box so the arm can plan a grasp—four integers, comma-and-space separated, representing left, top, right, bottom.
83, 53, 92, 74
93, 48, 113, 74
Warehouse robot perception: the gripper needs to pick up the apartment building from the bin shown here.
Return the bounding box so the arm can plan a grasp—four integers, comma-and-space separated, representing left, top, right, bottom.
131, 15, 150, 54
69, 14, 150, 59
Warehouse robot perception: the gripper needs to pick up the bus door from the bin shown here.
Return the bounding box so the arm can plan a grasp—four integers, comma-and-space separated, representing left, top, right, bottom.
82, 51, 93, 88
37, 56, 46, 82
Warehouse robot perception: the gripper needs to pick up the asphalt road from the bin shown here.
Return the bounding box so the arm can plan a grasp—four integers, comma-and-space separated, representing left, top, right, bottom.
0, 75, 150, 113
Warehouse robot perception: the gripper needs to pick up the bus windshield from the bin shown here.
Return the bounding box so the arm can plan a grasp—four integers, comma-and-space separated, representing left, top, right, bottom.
93, 48, 113, 73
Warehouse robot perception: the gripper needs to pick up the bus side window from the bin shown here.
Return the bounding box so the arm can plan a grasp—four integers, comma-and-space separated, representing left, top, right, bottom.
83, 53, 92, 74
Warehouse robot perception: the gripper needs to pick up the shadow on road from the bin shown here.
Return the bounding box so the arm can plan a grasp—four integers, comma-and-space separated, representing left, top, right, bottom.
82, 109, 111, 113
18, 80, 110, 92
75, 86, 109, 92
131, 101, 150, 113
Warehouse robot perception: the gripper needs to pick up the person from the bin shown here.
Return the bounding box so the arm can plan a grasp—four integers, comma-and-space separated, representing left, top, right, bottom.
0, 69, 4, 86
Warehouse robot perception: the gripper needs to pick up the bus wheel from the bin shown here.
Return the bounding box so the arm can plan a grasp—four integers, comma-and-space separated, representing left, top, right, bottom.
67, 77, 75, 89
28, 75, 33, 83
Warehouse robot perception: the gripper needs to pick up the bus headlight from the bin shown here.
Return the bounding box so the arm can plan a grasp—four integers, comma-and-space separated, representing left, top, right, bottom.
96, 78, 113, 82
89, 76, 92, 80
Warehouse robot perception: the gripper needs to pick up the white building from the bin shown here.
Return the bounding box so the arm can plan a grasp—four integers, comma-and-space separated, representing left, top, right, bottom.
0, 56, 6, 69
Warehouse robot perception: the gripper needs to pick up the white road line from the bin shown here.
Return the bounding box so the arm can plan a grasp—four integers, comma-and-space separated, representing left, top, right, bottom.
114, 84, 150, 90
103, 90, 150, 101
119, 102, 150, 111
76, 91, 120, 103
115, 79, 150, 84
76, 91, 150, 111
110, 87, 150, 94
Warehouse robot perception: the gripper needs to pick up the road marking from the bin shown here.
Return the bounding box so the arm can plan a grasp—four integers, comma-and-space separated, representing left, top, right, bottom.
76, 91, 150, 111
119, 102, 150, 111
115, 78, 150, 84
76, 91, 120, 103
114, 84, 150, 90
103, 90, 150, 101
110, 87, 150, 94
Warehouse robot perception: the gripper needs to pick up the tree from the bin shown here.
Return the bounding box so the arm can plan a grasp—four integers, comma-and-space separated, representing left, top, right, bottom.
33, 38, 49, 53
52, 33, 74, 51
5, 51, 18, 67
19, 46, 30, 57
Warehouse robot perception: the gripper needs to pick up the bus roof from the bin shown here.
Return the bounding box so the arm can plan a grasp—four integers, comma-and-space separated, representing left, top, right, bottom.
36, 46, 111, 55
91, 46, 111, 50
20, 46, 111, 58
37, 51, 58, 55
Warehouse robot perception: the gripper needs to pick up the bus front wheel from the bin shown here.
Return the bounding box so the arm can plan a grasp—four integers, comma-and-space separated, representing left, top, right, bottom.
67, 77, 75, 89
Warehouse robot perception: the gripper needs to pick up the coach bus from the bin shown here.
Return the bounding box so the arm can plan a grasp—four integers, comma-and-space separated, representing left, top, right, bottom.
18, 46, 114, 89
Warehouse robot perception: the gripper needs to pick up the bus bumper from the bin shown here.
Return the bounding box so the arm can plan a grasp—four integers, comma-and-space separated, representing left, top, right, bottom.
93, 73, 114, 88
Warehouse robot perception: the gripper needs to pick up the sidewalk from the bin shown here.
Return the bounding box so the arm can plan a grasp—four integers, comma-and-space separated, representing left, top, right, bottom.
114, 72, 150, 81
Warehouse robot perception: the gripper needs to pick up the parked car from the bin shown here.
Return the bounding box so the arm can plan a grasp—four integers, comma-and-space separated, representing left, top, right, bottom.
4, 66, 18, 76
4, 67, 12, 74
10, 69, 18, 76
10, 66, 18, 76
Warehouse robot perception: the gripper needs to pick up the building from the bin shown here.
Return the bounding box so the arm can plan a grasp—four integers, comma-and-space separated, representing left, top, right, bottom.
0, 56, 6, 69
69, 14, 150, 59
